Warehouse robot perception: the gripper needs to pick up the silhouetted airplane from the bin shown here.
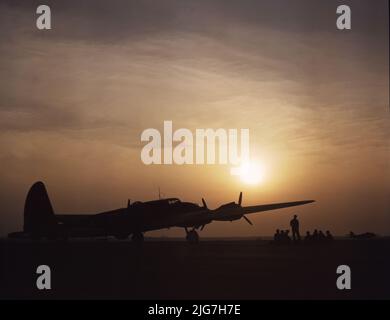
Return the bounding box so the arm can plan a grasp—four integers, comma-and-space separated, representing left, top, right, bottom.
8, 181, 315, 243
349, 231, 377, 240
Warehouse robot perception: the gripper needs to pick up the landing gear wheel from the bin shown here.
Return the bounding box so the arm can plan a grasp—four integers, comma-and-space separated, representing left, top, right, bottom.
186, 230, 199, 244
131, 232, 144, 243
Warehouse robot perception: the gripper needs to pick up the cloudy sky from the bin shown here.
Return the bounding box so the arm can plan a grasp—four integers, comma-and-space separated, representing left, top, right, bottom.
0, 0, 388, 237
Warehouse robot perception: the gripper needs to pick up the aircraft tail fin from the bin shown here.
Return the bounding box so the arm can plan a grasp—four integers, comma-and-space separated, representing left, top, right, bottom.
24, 181, 57, 235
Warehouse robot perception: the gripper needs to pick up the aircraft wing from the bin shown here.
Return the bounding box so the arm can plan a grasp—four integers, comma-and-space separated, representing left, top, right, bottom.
171, 198, 315, 228
241, 200, 315, 215
211, 199, 315, 223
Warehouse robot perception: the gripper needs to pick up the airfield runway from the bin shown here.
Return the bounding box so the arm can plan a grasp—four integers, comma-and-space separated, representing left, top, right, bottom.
1, 239, 389, 299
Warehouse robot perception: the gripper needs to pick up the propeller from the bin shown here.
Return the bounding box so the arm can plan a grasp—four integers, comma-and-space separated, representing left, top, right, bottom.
202, 198, 208, 209
238, 192, 253, 226
243, 215, 253, 225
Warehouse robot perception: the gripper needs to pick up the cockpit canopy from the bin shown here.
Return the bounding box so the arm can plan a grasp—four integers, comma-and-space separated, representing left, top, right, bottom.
131, 198, 181, 208
167, 198, 180, 205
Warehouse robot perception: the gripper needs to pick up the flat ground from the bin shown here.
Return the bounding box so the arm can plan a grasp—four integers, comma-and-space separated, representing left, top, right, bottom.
1, 239, 389, 299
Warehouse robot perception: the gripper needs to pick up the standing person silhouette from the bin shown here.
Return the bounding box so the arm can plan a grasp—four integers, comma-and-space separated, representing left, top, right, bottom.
290, 215, 301, 241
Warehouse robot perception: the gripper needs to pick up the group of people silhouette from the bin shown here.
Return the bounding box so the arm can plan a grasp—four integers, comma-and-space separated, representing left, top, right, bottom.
273, 215, 334, 245
273, 229, 294, 244
304, 229, 333, 243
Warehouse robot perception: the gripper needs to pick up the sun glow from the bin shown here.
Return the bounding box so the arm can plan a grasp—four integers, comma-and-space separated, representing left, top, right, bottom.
232, 161, 266, 185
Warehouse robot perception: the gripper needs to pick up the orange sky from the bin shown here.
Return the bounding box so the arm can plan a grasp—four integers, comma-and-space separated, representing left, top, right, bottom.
0, 0, 389, 237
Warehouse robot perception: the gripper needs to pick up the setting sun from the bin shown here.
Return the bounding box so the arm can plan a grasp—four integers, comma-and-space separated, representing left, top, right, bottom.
232, 161, 266, 185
